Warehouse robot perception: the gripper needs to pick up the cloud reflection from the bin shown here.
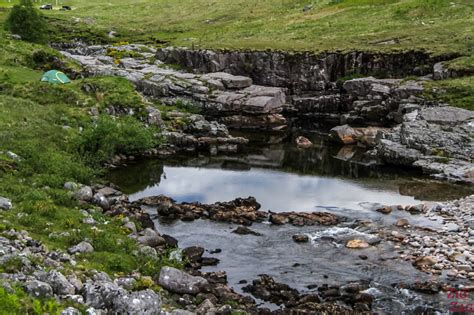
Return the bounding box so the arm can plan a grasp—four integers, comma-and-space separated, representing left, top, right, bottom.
129, 166, 417, 212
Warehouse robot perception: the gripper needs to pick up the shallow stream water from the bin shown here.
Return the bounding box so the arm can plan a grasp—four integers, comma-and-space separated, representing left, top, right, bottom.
109, 132, 474, 313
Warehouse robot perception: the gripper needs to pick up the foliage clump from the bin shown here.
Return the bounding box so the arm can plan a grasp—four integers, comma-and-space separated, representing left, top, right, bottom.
5, 0, 48, 44
75, 115, 157, 166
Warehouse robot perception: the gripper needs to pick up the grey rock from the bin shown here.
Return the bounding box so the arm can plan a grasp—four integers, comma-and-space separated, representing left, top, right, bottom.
196, 299, 216, 314
74, 186, 93, 202
170, 310, 196, 315
68, 241, 94, 254
63, 294, 85, 304
0, 197, 12, 210
93, 193, 110, 210
420, 107, 474, 125
35, 270, 75, 295
158, 266, 209, 295
138, 245, 158, 258
123, 221, 137, 234
61, 307, 81, 315
114, 277, 137, 290
112, 289, 161, 314
64, 182, 79, 191
6, 151, 21, 160
25, 280, 53, 298
83, 281, 126, 309
202, 72, 252, 89
137, 228, 166, 247
85, 307, 107, 315
146, 106, 164, 128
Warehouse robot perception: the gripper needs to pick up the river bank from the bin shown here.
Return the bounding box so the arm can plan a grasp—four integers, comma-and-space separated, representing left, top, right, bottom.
0, 24, 473, 313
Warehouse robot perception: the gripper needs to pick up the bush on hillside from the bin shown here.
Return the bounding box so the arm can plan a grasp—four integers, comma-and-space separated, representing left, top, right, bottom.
5, 0, 48, 44
75, 115, 157, 165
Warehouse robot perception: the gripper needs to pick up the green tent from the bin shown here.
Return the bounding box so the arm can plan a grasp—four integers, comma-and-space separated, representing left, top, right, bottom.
41, 70, 71, 84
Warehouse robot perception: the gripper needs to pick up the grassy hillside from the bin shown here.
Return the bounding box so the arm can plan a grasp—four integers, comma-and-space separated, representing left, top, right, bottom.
0, 20, 185, 311
1, 0, 473, 55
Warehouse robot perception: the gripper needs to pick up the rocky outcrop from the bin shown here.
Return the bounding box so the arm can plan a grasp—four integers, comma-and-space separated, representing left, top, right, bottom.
156, 47, 443, 92
60, 44, 288, 130
372, 106, 474, 183
160, 114, 249, 155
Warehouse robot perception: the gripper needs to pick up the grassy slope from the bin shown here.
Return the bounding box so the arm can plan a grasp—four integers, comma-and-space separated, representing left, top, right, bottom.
3, 0, 472, 110
2, 0, 470, 56
0, 16, 183, 311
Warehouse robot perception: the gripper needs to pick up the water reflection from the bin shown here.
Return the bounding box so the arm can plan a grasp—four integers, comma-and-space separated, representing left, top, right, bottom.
108, 132, 472, 209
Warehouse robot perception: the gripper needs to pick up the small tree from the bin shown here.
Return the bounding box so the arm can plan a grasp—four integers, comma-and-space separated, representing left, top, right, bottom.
5, 0, 48, 44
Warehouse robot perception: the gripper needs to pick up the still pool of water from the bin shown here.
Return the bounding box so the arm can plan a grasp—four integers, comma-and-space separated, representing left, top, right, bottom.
109, 132, 472, 208
108, 132, 473, 313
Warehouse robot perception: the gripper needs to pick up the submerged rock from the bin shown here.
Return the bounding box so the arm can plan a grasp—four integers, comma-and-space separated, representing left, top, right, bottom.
231, 226, 262, 236
292, 234, 309, 243
345, 239, 370, 249
269, 211, 340, 226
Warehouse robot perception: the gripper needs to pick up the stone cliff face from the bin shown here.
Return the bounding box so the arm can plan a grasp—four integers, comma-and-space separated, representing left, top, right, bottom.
156, 48, 451, 92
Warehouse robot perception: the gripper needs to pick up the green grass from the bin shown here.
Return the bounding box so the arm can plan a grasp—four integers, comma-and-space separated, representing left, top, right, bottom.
425, 76, 474, 111
0, 286, 64, 315
1, 0, 472, 56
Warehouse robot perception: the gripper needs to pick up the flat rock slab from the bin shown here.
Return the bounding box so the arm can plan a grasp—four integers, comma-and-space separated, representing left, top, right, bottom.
202, 72, 252, 89
420, 107, 474, 125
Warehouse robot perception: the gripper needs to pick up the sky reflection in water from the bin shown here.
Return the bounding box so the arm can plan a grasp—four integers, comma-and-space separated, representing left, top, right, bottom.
128, 166, 417, 212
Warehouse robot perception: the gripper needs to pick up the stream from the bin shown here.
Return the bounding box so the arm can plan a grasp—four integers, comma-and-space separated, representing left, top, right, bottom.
109, 132, 474, 313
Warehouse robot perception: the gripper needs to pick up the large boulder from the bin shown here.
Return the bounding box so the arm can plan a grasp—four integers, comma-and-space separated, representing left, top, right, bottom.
83, 281, 126, 309
35, 270, 75, 295
158, 266, 209, 295
74, 186, 93, 202
112, 289, 161, 314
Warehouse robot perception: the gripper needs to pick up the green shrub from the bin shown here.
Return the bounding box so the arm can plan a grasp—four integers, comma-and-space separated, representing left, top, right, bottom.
4, 0, 48, 44
81, 77, 145, 114
75, 115, 157, 165
0, 286, 63, 315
